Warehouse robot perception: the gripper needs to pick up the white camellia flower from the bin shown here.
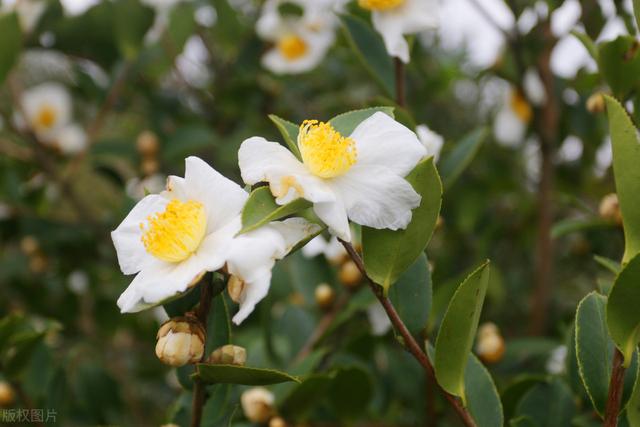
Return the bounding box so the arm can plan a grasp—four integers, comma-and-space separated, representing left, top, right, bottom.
112, 156, 320, 324
53, 124, 88, 155
2, 0, 46, 33
20, 83, 72, 141
256, 0, 337, 74
416, 124, 444, 162
494, 88, 532, 148
239, 112, 426, 242
302, 234, 347, 264
358, 0, 438, 63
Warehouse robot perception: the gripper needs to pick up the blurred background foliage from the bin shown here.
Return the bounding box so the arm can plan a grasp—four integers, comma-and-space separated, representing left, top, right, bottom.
0, 0, 636, 425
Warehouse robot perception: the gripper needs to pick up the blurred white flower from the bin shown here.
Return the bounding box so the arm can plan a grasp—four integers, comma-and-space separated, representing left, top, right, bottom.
557, 135, 583, 163
359, 0, 438, 63
239, 112, 426, 242
257, 0, 338, 74
67, 270, 90, 295
54, 124, 88, 155
126, 173, 167, 201
523, 69, 546, 106
367, 302, 392, 336
494, 88, 532, 147
546, 345, 568, 374
301, 234, 346, 264
112, 157, 320, 324
2, 0, 46, 33
20, 82, 72, 141
416, 124, 444, 162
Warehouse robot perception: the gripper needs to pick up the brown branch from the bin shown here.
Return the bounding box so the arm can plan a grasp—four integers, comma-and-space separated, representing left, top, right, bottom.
339, 240, 478, 427
604, 349, 626, 427
394, 58, 406, 107
191, 278, 214, 427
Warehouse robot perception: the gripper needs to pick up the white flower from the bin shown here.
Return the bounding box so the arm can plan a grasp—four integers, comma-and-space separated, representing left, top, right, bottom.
358, 0, 438, 63
257, 0, 337, 74
239, 112, 426, 242
546, 345, 568, 375
53, 124, 87, 155
367, 302, 392, 336
2, 0, 46, 33
494, 88, 532, 148
126, 173, 167, 201
112, 156, 320, 323
416, 124, 444, 162
20, 83, 72, 141
302, 234, 347, 264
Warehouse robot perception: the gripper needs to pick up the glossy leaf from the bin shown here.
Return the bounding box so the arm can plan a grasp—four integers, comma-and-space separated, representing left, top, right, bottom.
605, 96, 640, 263
195, 364, 300, 385
239, 187, 312, 234
501, 376, 546, 422
514, 379, 576, 427
575, 292, 639, 416
465, 354, 504, 427
329, 107, 394, 135
269, 114, 301, 158
362, 157, 443, 292
0, 13, 21, 85
599, 37, 640, 98
607, 254, 640, 366
388, 253, 431, 338
340, 14, 395, 97
434, 261, 491, 402
439, 127, 487, 190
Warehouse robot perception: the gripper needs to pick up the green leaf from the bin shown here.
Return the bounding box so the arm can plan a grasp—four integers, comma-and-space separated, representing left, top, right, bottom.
269, 114, 301, 158
599, 37, 640, 99
575, 292, 639, 416
551, 218, 611, 239
327, 367, 373, 420
605, 96, 640, 263
627, 370, 640, 426
0, 13, 22, 85
239, 187, 312, 234
501, 376, 547, 422
388, 253, 431, 338
465, 354, 504, 427
514, 379, 576, 427
571, 30, 599, 61
340, 14, 395, 98
635, 0, 640, 32
362, 157, 443, 291
607, 254, 640, 366
434, 261, 490, 402
328, 107, 395, 136
439, 127, 487, 190
279, 374, 333, 420
595, 255, 622, 275
509, 416, 537, 427
195, 364, 300, 385
114, 0, 154, 59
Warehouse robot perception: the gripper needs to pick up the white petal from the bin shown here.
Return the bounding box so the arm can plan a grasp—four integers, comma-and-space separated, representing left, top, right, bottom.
238, 137, 335, 204
313, 199, 351, 242
494, 107, 526, 147
232, 271, 272, 325
416, 124, 444, 162
21, 83, 72, 133
302, 235, 328, 258
350, 112, 426, 176
55, 124, 87, 155
111, 194, 169, 275
331, 165, 421, 231
371, 0, 438, 62
183, 156, 248, 232
267, 217, 322, 251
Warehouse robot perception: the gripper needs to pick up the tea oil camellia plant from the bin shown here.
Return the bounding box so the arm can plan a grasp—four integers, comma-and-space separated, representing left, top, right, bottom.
4, 0, 640, 426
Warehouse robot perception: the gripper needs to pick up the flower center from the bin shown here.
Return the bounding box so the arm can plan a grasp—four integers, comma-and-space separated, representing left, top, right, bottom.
358, 0, 405, 11
141, 199, 207, 263
510, 91, 532, 123
35, 105, 57, 130
298, 120, 357, 179
278, 34, 308, 60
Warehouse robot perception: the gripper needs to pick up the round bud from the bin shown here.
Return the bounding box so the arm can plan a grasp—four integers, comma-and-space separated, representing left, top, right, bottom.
241, 387, 275, 423
136, 130, 160, 157
208, 344, 247, 366
339, 260, 362, 288
227, 275, 245, 304
29, 254, 47, 273
269, 416, 287, 427
314, 283, 335, 310
0, 381, 15, 406
477, 322, 499, 339
599, 193, 622, 225
141, 158, 160, 176
20, 235, 39, 256
586, 92, 605, 114
476, 322, 505, 364
155, 315, 205, 367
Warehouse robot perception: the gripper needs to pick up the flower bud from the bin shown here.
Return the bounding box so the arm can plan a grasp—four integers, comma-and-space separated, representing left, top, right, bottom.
314, 283, 335, 310
0, 381, 15, 406
599, 193, 622, 225
241, 387, 275, 423
227, 275, 245, 303
476, 322, 505, 364
586, 92, 605, 114
155, 316, 205, 367
141, 158, 160, 176
20, 235, 39, 256
339, 260, 362, 288
208, 344, 247, 366
136, 130, 160, 157
29, 254, 48, 273
269, 416, 287, 427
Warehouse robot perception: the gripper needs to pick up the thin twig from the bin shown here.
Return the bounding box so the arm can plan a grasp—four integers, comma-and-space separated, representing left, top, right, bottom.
339, 240, 478, 427
394, 58, 406, 107
191, 278, 214, 427
604, 349, 626, 427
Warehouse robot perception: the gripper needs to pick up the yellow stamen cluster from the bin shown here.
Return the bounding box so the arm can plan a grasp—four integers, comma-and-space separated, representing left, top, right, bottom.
278, 34, 308, 60
35, 105, 57, 130
510, 91, 533, 123
298, 120, 357, 179
358, 0, 405, 11
141, 199, 206, 263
